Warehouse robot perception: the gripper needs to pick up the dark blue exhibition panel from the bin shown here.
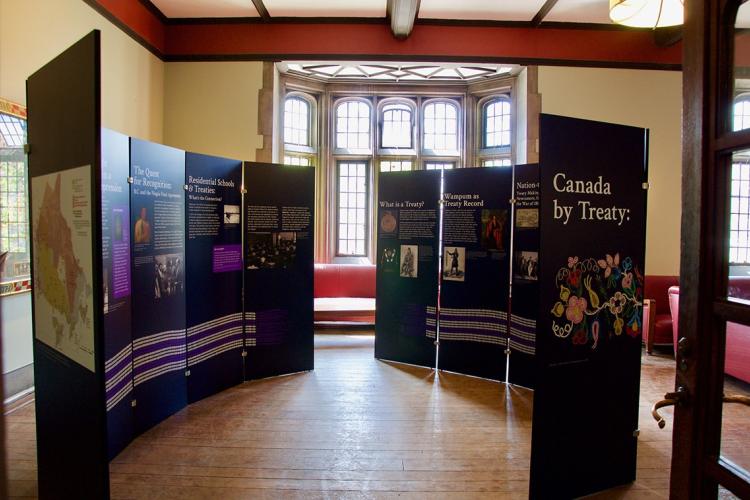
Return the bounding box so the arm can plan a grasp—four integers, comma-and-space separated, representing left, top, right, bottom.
185, 153, 244, 403
27, 31, 109, 498
130, 138, 187, 433
375, 170, 440, 368
530, 114, 648, 498
508, 163, 540, 389
243, 162, 315, 379
438, 168, 512, 381
101, 128, 134, 459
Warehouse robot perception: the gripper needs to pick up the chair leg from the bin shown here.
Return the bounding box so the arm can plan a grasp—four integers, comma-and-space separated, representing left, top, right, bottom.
645, 298, 656, 355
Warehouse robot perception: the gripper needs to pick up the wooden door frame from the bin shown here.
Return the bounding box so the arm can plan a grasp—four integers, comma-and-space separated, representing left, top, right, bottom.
674, 0, 750, 497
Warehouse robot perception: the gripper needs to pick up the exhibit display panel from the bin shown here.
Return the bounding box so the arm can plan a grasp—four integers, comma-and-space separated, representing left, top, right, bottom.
243, 162, 315, 379
185, 153, 244, 403
375, 170, 441, 368
529, 114, 648, 498
101, 128, 134, 459
438, 167, 513, 380
129, 138, 187, 434
27, 31, 109, 498
27, 31, 321, 498
28, 32, 650, 500
508, 163, 540, 389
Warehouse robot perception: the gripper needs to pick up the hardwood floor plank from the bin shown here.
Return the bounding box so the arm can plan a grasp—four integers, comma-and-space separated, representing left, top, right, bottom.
7, 333, 746, 498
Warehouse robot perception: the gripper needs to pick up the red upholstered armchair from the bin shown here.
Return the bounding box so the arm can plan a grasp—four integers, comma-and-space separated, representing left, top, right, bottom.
668, 280, 750, 384
642, 275, 680, 354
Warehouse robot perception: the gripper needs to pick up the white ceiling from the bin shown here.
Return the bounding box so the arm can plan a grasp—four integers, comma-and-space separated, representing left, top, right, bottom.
418, 0, 547, 22
152, 0, 259, 18
264, 0, 386, 17
148, 0, 622, 24
545, 0, 612, 24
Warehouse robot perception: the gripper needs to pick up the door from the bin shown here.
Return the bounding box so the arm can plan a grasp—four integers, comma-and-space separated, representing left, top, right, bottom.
672, 0, 750, 497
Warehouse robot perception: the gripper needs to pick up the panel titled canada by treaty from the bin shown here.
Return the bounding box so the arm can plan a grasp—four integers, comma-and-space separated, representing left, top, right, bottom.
551, 173, 632, 226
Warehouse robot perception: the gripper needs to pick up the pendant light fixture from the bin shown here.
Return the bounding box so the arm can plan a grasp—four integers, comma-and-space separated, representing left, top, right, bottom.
609, 0, 684, 28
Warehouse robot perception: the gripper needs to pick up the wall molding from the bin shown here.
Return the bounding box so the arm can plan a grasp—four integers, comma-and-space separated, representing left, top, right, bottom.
85, 0, 682, 71
2, 364, 33, 401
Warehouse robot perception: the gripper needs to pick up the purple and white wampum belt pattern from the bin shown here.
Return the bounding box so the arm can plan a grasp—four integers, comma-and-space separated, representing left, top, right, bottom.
435, 307, 508, 345
426, 306, 437, 339
426, 306, 509, 345
187, 312, 243, 367
245, 309, 286, 346
132, 328, 186, 387
244, 311, 257, 347
105, 343, 133, 412
509, 314, 536, 355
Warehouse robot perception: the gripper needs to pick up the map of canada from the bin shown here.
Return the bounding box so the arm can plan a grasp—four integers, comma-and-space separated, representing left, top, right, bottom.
32, 165, 95, 372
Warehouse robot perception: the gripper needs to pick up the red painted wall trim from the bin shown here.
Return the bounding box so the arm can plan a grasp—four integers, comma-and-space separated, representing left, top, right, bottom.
165, 23, 681, 68
87, 1, 682, 68
90, 0, 166, 54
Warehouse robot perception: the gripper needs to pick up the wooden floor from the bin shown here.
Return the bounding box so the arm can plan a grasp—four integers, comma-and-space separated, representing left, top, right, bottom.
4, 334, 748, 498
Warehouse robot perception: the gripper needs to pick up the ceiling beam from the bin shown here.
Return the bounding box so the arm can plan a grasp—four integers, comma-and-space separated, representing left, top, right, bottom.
387, 0, 421, 39
137, 0, 168, 23
251, 0, 271, 21
531, 0, 560, 27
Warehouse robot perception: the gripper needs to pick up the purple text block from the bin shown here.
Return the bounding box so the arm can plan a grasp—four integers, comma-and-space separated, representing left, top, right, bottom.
213, 244, 242, 273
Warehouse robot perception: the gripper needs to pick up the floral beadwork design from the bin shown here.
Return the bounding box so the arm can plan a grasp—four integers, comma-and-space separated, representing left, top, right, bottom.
550, 253, 643, 349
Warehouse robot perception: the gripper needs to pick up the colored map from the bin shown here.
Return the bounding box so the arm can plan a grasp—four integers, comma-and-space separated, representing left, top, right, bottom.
32, 165, 95, 372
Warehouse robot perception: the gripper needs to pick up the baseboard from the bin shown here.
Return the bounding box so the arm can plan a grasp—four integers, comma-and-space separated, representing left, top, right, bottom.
3, 363, 34, 401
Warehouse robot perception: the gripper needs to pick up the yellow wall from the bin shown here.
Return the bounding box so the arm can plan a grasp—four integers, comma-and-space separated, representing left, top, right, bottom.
163, 62, 265, 161
538, 66, 682, 276
0, 0, 164, 376
0, 0, 164, 142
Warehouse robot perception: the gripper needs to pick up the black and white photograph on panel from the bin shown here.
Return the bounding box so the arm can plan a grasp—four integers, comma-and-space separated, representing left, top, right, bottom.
442, 246, 466, 282
514, 250, 538, 281
223, 204, 240, 224
246, 231, 297, 269
153, 253, 184, 299
399, 244, 418, 278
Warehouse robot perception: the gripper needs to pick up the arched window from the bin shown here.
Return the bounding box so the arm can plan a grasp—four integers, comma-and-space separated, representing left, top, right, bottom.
483, 97, 511, 148
336, 100, 371, 150
283, 96, 311, 146
381, 103, 413, 149
423, 100, 458, 154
